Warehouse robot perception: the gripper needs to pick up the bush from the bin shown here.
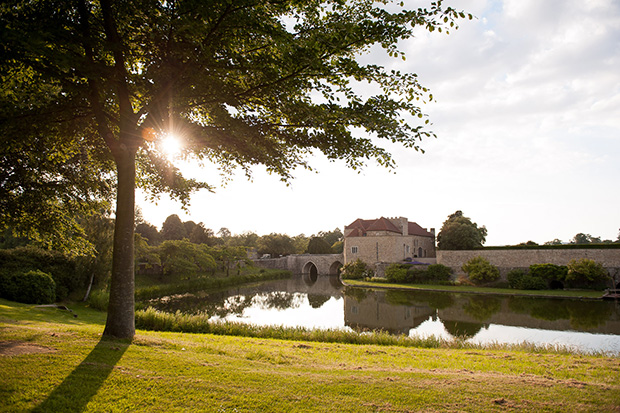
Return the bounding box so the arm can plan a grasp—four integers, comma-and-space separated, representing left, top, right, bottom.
0, 247, 76, 301
385, 264, 409, 283
340, 260, 373, 280
507, 269, 547, 290
407, 268, 429, 283
529, 264, 568, 283
0, 270, 56, 304
462, 256, 499, 285
425, 264, 453, 283
566, 259, 610, 289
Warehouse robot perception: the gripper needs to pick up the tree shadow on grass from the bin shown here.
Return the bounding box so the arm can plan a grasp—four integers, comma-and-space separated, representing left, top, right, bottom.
32, 337, 129, 412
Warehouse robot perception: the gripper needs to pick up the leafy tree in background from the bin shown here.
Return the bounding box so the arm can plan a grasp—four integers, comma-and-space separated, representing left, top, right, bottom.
158, 240, 216, 277
331, 240, 344, 254
161, 214, 187, 241
1, 0, 469, 338
291, 234, 310, 255
316, 228, 343, 247
135, 222, 162, 245
188, 222, 213, 245
571, 233, 602, 244
258, 233, 296, 257
227, 231, 260, 249
437, 211, 487, 250
306, 237, 333, 254
544, 239, 564, 246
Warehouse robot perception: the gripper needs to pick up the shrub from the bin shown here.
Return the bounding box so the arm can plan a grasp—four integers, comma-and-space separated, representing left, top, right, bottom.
406, 268, 429, 283
425, 264, 453, 283
0, 270, 56, 304
529, 264, 568, 284
340, 260, 373, 280
566, 259, 610, 289
385, 264, 409, 283
461, 256, 499, 285
88, 289, 110, 311
507, 269, 547, 290
0, 247, 76, 301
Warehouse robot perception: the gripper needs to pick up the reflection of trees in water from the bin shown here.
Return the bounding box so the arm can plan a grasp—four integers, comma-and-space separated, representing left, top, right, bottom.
442, 320, 485, 339
307, 294, 331, 309
149, 291, 233, 315
253, 291, 305, 310
462, 296, 501, 322
344, 287, 370, 302
508, 297, 614, 329
385, 290, 454, 310
214, 294, 256, 318
149, 291, 306, 317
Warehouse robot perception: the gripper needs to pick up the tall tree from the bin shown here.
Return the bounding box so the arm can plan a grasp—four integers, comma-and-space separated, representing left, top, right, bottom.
306, 237, 333, 254
437, 211, 487, 250
571, 233, 601, 244
1, 0, 469, 338
161, 214, 187, 240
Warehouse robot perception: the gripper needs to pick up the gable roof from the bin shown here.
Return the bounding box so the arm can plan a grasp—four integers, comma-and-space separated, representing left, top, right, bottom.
345, 217, 434, 238
408, 222, 434, 237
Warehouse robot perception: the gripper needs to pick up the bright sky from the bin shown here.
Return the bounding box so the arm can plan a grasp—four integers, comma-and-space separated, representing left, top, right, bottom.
138, 0, 620, 246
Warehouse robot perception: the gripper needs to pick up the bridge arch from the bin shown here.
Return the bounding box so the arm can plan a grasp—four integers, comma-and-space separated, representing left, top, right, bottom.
253, 253, 344, 277
329, 260, 343, 276
302, 261, 319, 277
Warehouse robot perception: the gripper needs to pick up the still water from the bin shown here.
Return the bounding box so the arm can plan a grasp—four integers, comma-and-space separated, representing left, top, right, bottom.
148, 274, 620, 354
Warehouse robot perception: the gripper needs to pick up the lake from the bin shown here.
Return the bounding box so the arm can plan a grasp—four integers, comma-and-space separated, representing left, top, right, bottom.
147, 274, 620, 354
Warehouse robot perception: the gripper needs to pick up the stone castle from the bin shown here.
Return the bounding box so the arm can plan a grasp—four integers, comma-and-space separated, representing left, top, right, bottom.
343, 216, 436, 266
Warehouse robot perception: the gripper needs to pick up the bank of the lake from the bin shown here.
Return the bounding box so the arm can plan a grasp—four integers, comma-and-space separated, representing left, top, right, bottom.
342, 279, 606, 300
1, 299, 619, 412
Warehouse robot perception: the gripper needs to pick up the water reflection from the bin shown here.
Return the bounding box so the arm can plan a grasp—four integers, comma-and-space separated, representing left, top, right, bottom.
146, 275, 620, 353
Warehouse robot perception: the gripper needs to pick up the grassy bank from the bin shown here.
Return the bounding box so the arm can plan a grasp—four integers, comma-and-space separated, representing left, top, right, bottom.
1, 299, 619, 412
343, 280, 605, 299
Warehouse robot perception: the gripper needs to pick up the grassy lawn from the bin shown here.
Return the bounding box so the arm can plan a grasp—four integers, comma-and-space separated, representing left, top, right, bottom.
342, 280, 606, 299
1, 299, 619, 412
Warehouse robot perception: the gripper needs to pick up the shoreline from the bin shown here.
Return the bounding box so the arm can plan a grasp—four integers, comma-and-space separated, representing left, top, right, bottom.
341, 279, 606, 300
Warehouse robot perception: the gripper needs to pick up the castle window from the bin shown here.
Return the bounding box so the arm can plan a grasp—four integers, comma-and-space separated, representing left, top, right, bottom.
351, 246, 358, 254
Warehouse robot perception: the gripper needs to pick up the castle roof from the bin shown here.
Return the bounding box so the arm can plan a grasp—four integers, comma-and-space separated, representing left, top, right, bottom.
345, 217, 434, 238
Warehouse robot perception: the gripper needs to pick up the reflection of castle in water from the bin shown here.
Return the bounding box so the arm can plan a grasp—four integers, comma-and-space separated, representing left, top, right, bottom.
344, 290, 436, 334
344, 289, 620, 337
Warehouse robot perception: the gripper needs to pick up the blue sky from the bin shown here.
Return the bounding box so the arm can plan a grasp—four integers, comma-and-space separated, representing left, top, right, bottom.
139, 0, 620, 246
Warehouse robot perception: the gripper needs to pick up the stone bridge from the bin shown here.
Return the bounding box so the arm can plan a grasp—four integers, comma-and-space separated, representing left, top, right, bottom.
253, 254, 344, 276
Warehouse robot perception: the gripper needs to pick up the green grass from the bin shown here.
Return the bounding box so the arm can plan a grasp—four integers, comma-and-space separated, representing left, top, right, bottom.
1, 299, 619, 412
343, 279, 606, 299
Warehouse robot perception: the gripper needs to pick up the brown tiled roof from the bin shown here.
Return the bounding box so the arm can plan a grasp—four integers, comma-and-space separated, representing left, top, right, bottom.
366, 217, 400, 233
345, 217, 434, 238
408, 222, 434, 237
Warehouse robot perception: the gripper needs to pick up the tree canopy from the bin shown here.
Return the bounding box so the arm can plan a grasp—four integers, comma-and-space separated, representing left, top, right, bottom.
1, 0, 469, 338
437, 211, 487, 250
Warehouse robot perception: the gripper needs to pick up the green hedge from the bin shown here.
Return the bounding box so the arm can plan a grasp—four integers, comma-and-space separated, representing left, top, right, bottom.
0, 270, 56, 304
480, 243, 620, 250
0, 247, 77, 301
385, 263, 453, 284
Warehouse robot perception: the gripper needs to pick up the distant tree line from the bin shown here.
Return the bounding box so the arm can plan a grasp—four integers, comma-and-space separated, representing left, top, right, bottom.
0, 209, 343, 305
135, 213, 343, 257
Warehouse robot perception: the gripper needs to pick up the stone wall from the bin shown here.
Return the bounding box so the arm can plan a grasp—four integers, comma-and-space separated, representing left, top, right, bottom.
344, 234, 435, 265
437, 249, 620, 279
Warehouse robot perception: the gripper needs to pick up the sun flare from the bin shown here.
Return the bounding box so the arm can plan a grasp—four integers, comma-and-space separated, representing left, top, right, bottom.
159, 135, 182, 158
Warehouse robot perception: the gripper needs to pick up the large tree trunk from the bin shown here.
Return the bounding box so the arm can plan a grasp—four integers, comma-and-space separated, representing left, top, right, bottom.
103, 145, 137, 339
